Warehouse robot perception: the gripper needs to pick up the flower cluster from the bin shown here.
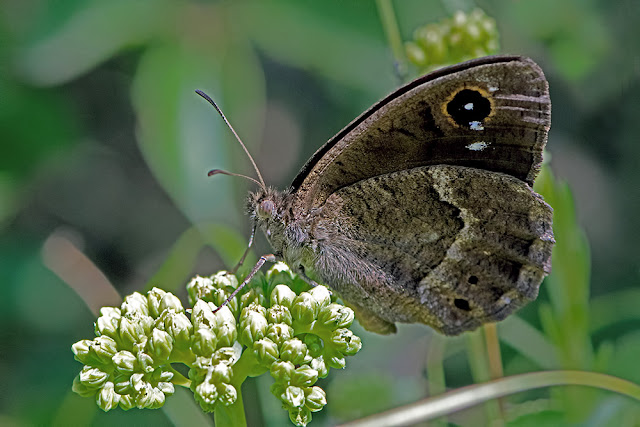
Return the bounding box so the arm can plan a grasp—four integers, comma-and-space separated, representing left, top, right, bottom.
71, 288, 187, 410
186, 264, 361, 425
405, 8, 499, 72
72, 263, 362, 426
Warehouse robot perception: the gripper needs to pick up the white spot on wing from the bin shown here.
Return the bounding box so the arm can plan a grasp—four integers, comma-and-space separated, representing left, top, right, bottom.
464, 102, 474, 110
469, 121, 484, 131
466, 141, 490, 151
489, 86, 499, 92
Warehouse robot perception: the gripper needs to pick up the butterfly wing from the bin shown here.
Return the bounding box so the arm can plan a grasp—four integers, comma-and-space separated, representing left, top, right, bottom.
290, 56, 550, 214
304, 165, 554, 335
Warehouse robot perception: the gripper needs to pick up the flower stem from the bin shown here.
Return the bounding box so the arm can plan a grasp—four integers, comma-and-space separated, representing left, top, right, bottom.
214, 390, 246, 427
375, 0, 407, 81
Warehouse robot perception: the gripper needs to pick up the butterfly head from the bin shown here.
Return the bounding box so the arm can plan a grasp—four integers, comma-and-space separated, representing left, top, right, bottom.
248, 187, 293, 249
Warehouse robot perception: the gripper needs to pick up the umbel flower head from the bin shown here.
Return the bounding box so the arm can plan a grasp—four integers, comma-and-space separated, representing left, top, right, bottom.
72, 262, 362, 426
405, 8, 499, 72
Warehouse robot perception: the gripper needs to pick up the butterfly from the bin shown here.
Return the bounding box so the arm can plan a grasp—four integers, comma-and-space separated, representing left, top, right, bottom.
199, 55, 554, 335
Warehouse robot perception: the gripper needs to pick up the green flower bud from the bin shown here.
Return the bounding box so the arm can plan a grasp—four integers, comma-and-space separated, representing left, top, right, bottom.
191, 300, 217, 330
136, 383, 165, 409
137, 351, 155, 373
72, 374, 96, 397
151, 367, 174, 384
91, 336, 118, 364
266, 323, 295, 347
211, 271, 238, 290
415, 25, 447, 63
217, 383, 238, 406
308, 286, 331, 308
130, 372, 146, 393
95, 314, 119, 339
283, 385, 305, 408
157, 380, 175, 396
291, 292, 318, 324
317, 303, 355, 329
238, 309, 268, 346
213, 346, 241, 366
253, 338, 279, 366
240, 303, 267, 322
79, 365, 109, 388
72, 339, 100, 366
186, 275, 215, 306
291, 365, 318, 388
280, 338, 308, 365
266, 304, 293, 326
215, 305, 237, 326
405, 41, 427, 66
215, 317, 237, 348
118, 316, 146, 349
121, 292, 149, 317
211, 288, 239, 316
327, 355, 346, 369
192, 328, 218, 356
112, 350, 137, 373
96, 381, 119, 411
330, 328, 362, 356
194, 380, 218, 412
266, 261, 294, 281
240, 287, 266, 311
113, 373, 132, 394
159, 293, 184, 314
161, 311, 193, 349
99, 306, 121, 319
147, 328, 173, 362
304, 386, 326, 412
146, 287, 167, 318
310, 356, 328, 378
138, 314, 155, 337
211, 363, 233, 384
289, 407, 312, 427
270, 360, 295, 383
119, 393, 135, 410
271, 284, 296, 308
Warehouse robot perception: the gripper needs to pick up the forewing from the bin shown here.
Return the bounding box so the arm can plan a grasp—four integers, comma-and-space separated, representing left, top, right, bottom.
291, 56, 550, 214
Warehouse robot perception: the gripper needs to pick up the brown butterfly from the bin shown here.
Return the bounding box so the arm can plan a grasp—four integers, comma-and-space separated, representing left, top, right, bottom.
198, 55, 554, 335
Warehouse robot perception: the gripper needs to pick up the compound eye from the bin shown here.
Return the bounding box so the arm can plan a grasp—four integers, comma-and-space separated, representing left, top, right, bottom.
256, 199, 275, 219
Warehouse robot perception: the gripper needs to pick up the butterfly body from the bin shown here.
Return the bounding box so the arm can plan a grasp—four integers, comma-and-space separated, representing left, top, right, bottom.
248, 55, 554, 335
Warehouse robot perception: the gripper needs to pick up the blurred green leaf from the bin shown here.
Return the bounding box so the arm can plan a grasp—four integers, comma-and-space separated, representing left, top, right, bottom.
131, 39, 265, 224
16, 0, 173, 86
501, 0, 610, 80
145, 222, 250, 292
507, 409, 565, 427
238, 0, 394, 92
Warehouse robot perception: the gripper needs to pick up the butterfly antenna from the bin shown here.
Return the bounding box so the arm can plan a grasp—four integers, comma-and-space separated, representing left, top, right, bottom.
207, 169, 262, 187
195, 89, 266, 190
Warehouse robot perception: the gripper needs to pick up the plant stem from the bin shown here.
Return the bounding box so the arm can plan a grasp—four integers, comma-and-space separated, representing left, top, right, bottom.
466, 329, 503, 426
375, 0, 407, 81
425, 334, 447, 427
341, 370, 640, 426
483, 323, 506, 419
214, 389, 247, 427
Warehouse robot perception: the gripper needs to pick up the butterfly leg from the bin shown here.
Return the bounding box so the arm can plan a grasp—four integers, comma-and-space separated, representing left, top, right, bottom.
213, 253, 276, 313
295, 266, 329, 291
230, 223, 258, 274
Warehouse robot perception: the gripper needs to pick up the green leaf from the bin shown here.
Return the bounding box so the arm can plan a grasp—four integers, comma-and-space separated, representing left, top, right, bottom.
17, 0, 174, 86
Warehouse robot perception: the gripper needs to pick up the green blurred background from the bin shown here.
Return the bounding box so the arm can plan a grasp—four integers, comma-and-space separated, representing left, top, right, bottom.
2, 0, 640, 425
